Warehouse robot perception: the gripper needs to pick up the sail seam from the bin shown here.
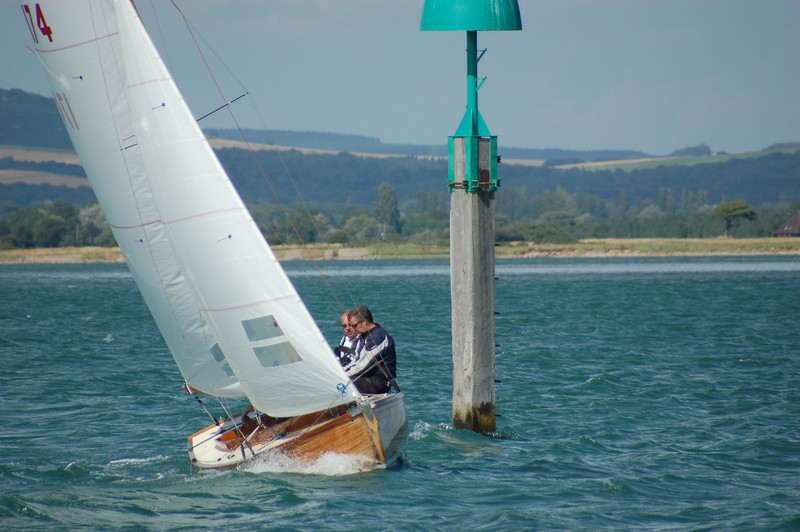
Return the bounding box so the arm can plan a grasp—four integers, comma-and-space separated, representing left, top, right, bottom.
200, 293, 298, 313
109, 220, 161, 230
127, 77, 172, 89
159, 206, 248, 227
34, 32, 118, 54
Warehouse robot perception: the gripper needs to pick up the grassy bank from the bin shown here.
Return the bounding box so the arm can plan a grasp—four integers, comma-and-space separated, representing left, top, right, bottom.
0, 246, 125, 264
500, 238, 800, 257
1, 238, 799, 264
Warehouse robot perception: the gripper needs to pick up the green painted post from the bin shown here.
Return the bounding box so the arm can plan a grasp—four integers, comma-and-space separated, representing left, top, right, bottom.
460, 30, 479, 137
421, 0, 521, 433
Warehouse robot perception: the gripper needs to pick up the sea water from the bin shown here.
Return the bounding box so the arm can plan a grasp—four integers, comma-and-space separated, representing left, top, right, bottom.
1, 256, 798, 530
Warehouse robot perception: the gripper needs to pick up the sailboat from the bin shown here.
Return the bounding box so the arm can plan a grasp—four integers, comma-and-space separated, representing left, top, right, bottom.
22, 0, 407, 470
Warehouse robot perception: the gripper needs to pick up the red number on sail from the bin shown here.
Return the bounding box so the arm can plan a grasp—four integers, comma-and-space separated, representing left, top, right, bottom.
20, 4, 53, 43
20, 4, 38, 43
35, 4, 54, 42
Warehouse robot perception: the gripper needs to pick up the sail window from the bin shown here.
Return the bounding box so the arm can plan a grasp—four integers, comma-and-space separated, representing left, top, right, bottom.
209, 343, 225, 362
253, 341, 302, 367
209, 343, 235, 377
242, 315, 285, 341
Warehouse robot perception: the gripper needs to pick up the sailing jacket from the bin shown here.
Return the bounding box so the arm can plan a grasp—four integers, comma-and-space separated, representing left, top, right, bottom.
334, 334, 359, 366
343, 323, 396, 394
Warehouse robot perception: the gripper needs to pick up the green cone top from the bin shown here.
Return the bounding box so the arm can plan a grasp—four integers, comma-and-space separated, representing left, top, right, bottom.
421, 0, 522, 31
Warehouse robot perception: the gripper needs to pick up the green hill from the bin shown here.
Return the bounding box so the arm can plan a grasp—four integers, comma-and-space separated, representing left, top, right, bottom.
1, 88, 798, 213
0, 89, 73, 150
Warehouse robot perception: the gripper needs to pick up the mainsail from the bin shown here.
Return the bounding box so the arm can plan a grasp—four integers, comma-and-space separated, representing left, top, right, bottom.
26, 0, 358, 416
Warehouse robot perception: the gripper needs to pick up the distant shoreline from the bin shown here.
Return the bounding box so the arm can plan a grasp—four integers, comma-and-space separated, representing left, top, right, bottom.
1, 238, 799, 264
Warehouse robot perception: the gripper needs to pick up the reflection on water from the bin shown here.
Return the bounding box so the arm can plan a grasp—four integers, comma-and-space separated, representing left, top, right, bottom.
2, 256, 796, 281
284, 256, 800, 278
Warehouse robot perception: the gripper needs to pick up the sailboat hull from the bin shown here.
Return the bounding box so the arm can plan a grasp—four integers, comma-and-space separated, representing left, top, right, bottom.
188, 393, 407, 470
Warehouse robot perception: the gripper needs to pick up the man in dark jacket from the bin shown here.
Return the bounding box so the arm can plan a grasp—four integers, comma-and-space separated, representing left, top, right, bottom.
341, 305, 397, 394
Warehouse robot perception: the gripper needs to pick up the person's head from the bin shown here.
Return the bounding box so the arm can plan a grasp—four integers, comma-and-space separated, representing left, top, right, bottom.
347, 305, 374, 334
340, 310, 357, 339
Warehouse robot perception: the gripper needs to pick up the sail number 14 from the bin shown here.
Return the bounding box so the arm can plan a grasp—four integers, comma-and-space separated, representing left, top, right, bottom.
21, 3, 54, 44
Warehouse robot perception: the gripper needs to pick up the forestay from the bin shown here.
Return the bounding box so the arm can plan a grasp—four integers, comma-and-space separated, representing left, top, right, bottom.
27, 0, 357, 416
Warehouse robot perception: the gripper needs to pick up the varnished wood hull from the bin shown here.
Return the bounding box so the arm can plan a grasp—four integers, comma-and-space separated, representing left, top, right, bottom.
188, 392, 407, 470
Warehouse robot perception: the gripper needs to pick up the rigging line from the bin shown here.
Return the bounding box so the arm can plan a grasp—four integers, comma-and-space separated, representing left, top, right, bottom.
188, 387, 219, 425
169, 1, 228, 117
215, 396, 235, 425
168, 2, 250, 91
146, 0, 173, 74
251, 411, 285, 443
170, 0, 347, 311
275, 155, 329, 248
270, 150, 358, 312
196, 92, 248, 123
214, 398, 257, 458
266, 151, 354, 312
234, 136, 346, 310
236, 73, 358, 311
223, 67, 356, 312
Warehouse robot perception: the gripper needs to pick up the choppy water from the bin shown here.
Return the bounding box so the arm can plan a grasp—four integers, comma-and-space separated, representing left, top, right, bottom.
1, 256, 799, 530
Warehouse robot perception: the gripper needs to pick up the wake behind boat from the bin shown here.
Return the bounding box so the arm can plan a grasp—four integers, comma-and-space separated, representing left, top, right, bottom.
22, 0, 406, 470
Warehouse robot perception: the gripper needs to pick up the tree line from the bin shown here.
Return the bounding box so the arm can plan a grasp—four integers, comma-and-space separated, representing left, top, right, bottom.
2, 87, 797, 248
6, 140, 796, 214
0, 199, 113, 249
210, 147, 799, 208
2, 183, 796, 250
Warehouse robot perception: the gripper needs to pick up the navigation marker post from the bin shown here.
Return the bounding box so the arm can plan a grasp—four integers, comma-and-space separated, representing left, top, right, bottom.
421, 0, 521, 433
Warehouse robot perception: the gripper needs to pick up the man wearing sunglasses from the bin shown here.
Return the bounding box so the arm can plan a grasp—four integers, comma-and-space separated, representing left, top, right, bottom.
334, 310, 359, 366
340, 305, 397, 395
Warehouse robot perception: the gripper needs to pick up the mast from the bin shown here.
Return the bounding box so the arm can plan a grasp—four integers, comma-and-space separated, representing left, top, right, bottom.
421, 0, 522, 433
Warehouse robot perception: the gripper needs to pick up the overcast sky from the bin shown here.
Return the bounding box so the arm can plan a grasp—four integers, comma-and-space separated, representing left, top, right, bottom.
3, 0, 798, 155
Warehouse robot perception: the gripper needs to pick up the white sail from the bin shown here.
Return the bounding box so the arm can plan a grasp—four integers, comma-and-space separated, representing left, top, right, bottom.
24, 0, 242, 398
26, 0, 358, 415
